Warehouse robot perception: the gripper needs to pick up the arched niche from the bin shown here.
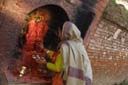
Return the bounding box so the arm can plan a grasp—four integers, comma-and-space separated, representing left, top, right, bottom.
22, 4, 69, 51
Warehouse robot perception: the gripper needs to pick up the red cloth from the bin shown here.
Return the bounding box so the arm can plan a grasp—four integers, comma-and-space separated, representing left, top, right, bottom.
26, 20, 48, 48
21, 19, 48, 76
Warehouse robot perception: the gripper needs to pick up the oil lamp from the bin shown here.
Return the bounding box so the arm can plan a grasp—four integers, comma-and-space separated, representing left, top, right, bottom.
19, 66, 27, 77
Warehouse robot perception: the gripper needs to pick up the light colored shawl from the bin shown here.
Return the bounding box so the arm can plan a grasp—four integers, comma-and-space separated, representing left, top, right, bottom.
61, 21, 92, 85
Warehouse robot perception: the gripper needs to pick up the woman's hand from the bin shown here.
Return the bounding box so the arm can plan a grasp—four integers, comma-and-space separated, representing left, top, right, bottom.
32, 54, 47, 65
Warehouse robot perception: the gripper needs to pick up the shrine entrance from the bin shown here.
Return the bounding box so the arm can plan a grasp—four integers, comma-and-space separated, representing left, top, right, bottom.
8, 4, 69, 84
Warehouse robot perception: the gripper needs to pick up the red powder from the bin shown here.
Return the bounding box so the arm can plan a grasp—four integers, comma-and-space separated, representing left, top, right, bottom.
21, 18, 49, 78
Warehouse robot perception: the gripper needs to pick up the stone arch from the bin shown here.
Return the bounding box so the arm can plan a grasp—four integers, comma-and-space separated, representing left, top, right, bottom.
26, 4, 69, 50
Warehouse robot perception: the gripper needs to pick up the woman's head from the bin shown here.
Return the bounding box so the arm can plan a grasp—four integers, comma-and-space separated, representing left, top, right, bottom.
62, 21, 81, 41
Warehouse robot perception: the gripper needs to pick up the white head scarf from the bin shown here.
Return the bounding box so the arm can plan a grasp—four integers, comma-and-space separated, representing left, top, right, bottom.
62, 21, 82, 41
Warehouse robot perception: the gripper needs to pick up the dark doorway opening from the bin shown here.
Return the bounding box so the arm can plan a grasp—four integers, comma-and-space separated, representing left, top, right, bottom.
21, 4, 69, 51
30, 5, 69, 51
10, 4, 69, 83
74, 0, 97, 38
75, 11, 95, 38
37, 5, 70, 51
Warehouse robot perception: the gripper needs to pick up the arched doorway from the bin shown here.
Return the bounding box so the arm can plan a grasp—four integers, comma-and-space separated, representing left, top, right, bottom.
10, 4, 69, 83
20, 4, 69, 51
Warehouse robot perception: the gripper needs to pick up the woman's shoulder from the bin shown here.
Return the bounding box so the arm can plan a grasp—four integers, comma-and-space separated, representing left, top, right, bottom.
60, 42, 70, 52
61, 43, 68, 49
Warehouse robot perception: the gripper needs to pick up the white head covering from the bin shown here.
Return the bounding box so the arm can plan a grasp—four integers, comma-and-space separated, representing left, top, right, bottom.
62, 21, 82, 41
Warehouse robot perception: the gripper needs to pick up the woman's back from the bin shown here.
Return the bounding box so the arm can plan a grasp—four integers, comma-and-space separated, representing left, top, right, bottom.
61, 21, 92, 85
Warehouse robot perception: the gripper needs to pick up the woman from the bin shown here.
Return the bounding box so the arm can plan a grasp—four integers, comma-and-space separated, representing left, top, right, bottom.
60, 21, 92, 85
35, 21, 92, 85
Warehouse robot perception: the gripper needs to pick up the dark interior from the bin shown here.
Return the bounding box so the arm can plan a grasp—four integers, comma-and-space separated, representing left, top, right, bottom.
75, 11, 95, 38
24, 4, 69, 51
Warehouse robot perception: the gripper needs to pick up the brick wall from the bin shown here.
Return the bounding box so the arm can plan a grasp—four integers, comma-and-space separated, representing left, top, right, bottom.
1, 0, 128, 85
85, 0, 128, 85
88, 19, 128, 60
0, 0, 97, 85
0, 0, 86, 62
87, 18, 128, 85
84, 0, 109, 47
0, 0, 97, 65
